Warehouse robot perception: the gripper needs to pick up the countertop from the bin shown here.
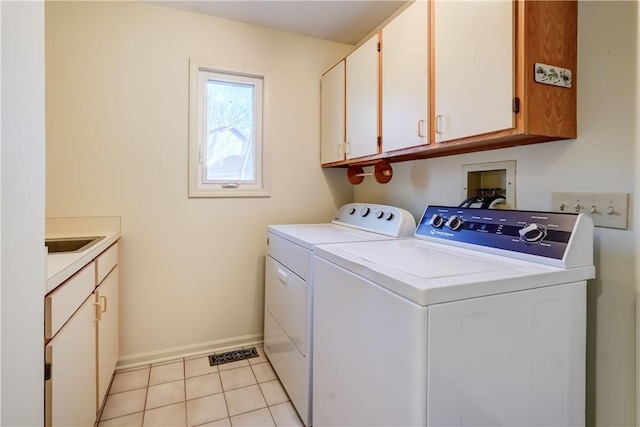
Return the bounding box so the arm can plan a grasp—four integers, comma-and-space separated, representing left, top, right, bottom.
46, 216, 121, 293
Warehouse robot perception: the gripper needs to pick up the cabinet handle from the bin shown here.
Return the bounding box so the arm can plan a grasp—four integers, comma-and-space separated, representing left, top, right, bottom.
344, 142, 351, 154
435, 115, 443, 135
278, 268, 287, 287
337, 144, 343, 157
93, 301, 102, 322
418, 120, 426, 138
277, 268, 288, 285
100, 295, 108, 313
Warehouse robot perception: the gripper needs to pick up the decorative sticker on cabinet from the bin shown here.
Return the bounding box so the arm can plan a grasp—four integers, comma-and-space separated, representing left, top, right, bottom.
534, 63, 572, 88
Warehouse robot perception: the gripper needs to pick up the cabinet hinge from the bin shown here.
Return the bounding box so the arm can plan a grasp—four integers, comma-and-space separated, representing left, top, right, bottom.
512, 97, 520, 114
377, 136, 382, 148
377, 42, 381, 52
45, 363, 52, 381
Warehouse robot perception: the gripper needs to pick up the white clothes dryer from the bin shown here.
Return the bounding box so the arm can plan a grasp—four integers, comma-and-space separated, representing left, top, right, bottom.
312, 205, 595, 426
264, 203, 416, 426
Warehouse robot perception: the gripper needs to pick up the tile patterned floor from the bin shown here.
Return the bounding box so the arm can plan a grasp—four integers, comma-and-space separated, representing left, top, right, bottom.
98, 347, 303, 427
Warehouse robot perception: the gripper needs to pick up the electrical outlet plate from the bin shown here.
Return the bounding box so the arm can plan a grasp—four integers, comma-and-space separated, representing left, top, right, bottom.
551, 191, 629, 229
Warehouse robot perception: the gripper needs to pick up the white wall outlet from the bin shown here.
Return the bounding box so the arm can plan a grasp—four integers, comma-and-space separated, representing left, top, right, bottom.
551, 191, 629, 229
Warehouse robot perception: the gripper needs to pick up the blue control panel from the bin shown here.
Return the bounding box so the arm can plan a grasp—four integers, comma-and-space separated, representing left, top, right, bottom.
416, 206, 580, 260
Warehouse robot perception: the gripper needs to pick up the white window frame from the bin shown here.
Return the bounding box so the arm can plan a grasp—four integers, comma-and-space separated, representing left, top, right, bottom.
189, 59, 269, 198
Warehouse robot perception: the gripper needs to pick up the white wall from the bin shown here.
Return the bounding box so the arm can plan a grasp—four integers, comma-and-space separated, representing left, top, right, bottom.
355, 2, 637, 425
1, 1, 46, 425
45, 1, 353, 363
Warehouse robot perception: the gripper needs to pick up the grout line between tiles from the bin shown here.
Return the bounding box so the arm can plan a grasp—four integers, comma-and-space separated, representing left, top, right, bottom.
222, 379, 232, 424
183, 357, 188, 427
140, 364, 151, 426
249, 361, 277, 425
254, 372, 278, 427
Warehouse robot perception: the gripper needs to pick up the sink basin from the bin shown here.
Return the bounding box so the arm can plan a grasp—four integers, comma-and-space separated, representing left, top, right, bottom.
45, 236, 105, 254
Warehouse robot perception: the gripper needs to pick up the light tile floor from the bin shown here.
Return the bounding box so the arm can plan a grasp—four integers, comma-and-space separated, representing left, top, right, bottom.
98, 347, 303, 427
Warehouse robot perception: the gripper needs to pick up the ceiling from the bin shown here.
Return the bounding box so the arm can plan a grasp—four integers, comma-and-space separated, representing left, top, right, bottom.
152, 1, 410, 45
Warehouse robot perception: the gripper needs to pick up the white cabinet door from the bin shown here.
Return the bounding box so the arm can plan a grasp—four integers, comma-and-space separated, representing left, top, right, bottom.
321, 61, 345, 164
434, 0, 514, 142
382, 1, 428, 151
426, 282, 586, 426
46, 296, 97, 427
346, 34, 379, 159
96, 266, 119, 410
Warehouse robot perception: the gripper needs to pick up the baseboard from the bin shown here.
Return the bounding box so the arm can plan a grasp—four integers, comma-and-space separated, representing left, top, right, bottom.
116, 333, 264, 371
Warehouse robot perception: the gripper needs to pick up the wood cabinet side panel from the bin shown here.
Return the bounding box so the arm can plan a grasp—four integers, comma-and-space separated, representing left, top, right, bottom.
523, 0, 577, 138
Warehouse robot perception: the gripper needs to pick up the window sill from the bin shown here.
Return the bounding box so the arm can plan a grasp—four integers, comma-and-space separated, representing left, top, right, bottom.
188, 189, 271, 199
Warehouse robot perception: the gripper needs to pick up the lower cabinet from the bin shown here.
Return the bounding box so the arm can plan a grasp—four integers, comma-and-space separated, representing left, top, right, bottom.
96, 266, 119, 410
45, 296, 97, 427
45, 242, 119, 427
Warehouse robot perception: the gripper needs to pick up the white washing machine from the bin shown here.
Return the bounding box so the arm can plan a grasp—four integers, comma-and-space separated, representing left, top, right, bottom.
264, 203, 416, 426
313, 205, 595, 426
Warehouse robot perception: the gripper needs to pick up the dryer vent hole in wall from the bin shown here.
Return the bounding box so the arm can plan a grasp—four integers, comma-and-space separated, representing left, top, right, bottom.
208, 347, 259, 366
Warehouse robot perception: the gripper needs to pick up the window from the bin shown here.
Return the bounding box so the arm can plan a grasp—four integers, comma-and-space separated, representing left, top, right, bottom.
189, 60, 268, 197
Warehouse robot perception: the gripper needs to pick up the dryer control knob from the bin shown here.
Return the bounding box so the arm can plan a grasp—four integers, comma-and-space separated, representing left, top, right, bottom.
445, 215, 464, 231
519, 223, 547, 243
360, 207, 371, 217
375, 210, 385, 219
384, 212, 395, 221
349, 207, 356, 215
429, 214, 445, 228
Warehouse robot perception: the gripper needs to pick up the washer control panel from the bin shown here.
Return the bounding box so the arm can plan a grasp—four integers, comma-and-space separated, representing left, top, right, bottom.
333, 203, 416, 238
416, 206, 581, 260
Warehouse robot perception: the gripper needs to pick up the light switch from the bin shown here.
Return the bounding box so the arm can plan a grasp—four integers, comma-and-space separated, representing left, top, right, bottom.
551, 191, 629, 229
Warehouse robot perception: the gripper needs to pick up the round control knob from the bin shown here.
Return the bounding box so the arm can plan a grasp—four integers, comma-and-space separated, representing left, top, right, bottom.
349, 207, 356, 215
445, 215, 464, 231
518, 223, 547, 243
375, 210, 385, 219
429, 214, 445, 228
384, 212, 394, 221
360, 207, 370, 217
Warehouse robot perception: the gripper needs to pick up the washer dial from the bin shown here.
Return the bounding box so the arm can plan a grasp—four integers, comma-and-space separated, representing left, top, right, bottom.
445, 215, 464, 231
518, 223, 547, 243
429, 214, 445, 228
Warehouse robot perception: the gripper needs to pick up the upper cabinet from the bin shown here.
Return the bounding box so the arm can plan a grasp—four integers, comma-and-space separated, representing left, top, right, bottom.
345, 34, 380, 159
433, 0, 514, 143
381, 1, 429, 152
320, 34, 380, 164
320, 61, 345, 164
320, 0, 577, 168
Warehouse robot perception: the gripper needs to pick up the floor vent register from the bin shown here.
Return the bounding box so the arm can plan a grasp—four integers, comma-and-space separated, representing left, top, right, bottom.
208, 347, 259, 366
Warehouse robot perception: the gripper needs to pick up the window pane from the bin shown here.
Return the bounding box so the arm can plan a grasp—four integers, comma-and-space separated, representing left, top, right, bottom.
205, 79, 255, 182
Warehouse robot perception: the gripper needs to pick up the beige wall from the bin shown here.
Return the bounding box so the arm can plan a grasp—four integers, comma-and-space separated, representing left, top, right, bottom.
355, 2, 637, 425
46, 1, 638, 425
45, 1, 353, 363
